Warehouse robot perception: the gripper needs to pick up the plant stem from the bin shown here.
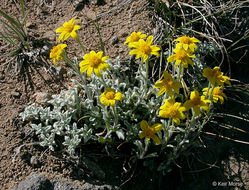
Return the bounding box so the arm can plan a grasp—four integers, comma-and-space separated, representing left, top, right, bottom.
141, 138, 149, 159
100, 74, 107, 88
76, 38, 86, 54
177, 63, 183, 82
145, 60, 149, 83
143, 60, 149, 94
111, 105, 118, 126
208, 84, 215, 100
205, 82, 211, 99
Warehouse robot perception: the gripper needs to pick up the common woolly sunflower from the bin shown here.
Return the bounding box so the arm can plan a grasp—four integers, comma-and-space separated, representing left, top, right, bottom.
129, 35, 160, 62
159, 99, 186, 125
174, 35, 200, 52
99, 88, 124, 106
56, 18, 80, 41
79, 51, 110, 78
184, 90, 211, 116
124, 32, 147, 48
50, 44, 67, 66
154, 71, 182, 97
167, 47, 196, 68
202, 66, 231, 86
203, 86, 227, 104
138, 120, 162, 145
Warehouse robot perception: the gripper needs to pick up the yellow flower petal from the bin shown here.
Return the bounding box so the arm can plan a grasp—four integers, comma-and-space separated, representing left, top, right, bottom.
140, 120, 148, 131
152, 123, 162, 132
87, 67, 93, 77
151, 135, 161, 145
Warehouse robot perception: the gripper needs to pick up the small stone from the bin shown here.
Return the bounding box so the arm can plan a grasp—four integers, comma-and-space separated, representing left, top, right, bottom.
26, 22, 37, 29
111, 36, 119, 45
30, 156, 38, 167
32, 92, 50, 105
74, 0, 85, 11
56, 66, 67, 77
13, 173, 53, 190
0, 72, 5, 80
11, 91, 21, 98
41, 43, 52, 56
121, 32, 128, 38
43, 31, 55, 41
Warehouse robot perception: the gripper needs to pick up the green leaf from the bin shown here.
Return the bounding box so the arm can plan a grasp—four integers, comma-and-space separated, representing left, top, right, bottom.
1, 19, 25, 43
0, 32, 19, 48
0, 9, 20, 28
20, 0, 25, 19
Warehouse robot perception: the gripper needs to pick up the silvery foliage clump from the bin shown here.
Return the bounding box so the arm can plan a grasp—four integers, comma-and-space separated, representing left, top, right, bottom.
72, 57, 164, 143
19, 87, 93, 155
19, 56, 165, 155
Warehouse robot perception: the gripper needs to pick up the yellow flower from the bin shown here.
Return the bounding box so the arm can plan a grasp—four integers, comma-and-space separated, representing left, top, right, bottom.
154, 71, 182, 97
203, 86, 227, 104
202, 66, 231, 86
174, 35, 200, 52
167, 47, 196, 68
99, 88, 124, 106
129, 35, 160, 62
138, 120, 162, 145
159, 99, 186, 125
49, 44, 67, 66
124, 32, 147, 48
184, 90, 211, 115
56, 18, 81, 41
79, 51, 110, 78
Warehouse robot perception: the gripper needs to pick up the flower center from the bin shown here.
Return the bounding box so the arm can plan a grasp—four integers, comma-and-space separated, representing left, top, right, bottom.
52, 47, 59, 54
169, 106, 178, 117
141, 44, 151, 55
51, 46, 62, 58
164, 78, 174, 88
130, 34, 140, 42
65, 23, 74, 33
213, 88, 222, 95
176, 50, 187, 60
191, 97, 201, 105
105, 91, 115, 100
181, 36, 191, 44
89, 56, 102, 67
145, 127, 154, 138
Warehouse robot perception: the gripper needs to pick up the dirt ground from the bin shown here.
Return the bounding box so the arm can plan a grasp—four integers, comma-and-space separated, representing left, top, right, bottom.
0, 0, 248, 190
0, 0, 159, 189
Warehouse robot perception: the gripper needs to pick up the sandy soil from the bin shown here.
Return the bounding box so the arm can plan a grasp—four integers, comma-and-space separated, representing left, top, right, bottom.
0, 0, 158, 189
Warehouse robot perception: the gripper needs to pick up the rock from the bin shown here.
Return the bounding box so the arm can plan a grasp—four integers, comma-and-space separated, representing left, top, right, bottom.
32, 92, 50, 105
56, 66, 67, 78
40, 43, 52, 57
121, 32, 128, 38
11, 91, 21, 98
81, 183, 119, 190
13, 172, 53, 190
43, 31, 56, 41
0, 70, 5, 80
26, 22, 37, 29
53, 179, 119, 190
81, 157, 105, 179
73, 0, 85, 11
111, 36, 119, 45
13, 173, 119, 190
30, 156, 40, 168
53, 180, 81, 190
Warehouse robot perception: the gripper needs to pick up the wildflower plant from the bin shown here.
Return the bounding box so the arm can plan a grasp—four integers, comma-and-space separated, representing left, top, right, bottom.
0, 0, 33, 73
20, 20, 232, 173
